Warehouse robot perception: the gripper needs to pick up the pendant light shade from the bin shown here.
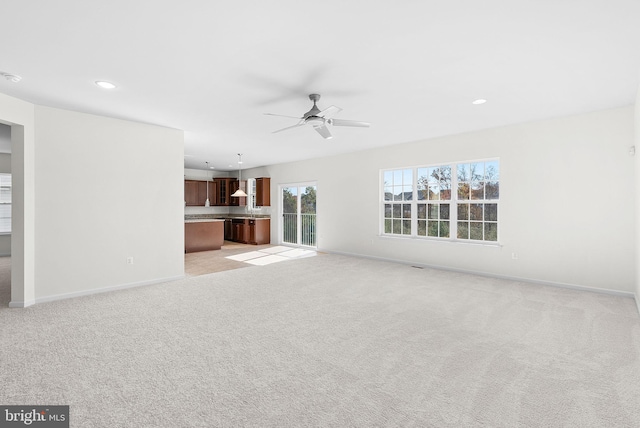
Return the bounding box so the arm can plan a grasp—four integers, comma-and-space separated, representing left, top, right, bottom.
231, 153, 248, 197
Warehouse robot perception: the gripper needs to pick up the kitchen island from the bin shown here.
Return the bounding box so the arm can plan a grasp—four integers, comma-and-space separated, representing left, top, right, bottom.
184, 219, 225, 253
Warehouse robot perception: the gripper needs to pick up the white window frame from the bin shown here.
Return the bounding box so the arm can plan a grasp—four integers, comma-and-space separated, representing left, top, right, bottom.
380, 158, 500, 244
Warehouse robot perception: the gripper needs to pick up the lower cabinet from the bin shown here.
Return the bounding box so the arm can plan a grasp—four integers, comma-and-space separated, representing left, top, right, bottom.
185, 221, 224, 253
224, 218, 270, 245
247, 219, 270, 245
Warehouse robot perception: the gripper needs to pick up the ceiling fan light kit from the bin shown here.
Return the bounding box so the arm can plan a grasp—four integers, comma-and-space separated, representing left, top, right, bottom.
265, 93, 370, 139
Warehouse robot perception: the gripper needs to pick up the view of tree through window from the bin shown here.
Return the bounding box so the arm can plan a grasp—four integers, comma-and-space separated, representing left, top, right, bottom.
382, 160, 499, 242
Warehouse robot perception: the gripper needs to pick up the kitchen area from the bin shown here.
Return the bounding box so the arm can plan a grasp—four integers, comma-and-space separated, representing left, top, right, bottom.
184, 171, 272, 254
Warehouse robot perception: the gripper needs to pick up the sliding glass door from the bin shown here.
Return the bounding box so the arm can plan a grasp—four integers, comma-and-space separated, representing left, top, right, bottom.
281, 183, 317, 248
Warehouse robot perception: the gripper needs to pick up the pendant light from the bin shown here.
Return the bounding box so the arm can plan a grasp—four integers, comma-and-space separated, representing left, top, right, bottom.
231, 153, 248, 198
204, 162, 211, 207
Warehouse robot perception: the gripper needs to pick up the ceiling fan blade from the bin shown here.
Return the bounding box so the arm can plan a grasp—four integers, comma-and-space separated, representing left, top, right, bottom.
318, 105, 342, 119
329, 118, 371, 128
264, 113, 303, 120
272, 122, 305, 134
314, 124, 333, 139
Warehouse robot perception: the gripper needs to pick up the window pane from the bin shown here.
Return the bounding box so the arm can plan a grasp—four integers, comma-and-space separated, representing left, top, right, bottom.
458, 222, 469, 239
470, 222, 483, 240
470, 181, 484, 199
402, 220, 411, 235
485, 223, 498, 241
403, 185, 412, 200
428, 221, 439, 237
485, 161, 499, 181
471, 163, 484, 181
393, 170, 402, 185
429, 185, 439, 200
470, 204, 483, 220
458, 203, 469, 220
458, 183, 470, 200
440, 204, 450, 220
384, 204, 392, 218
403, 169, 412, 186
384, 171, 393, 186
428, 167, 439, 184
440, 221, 450, 238
457, 163, 470, 182
385, 219, 392, 233
394, 187, 403, 201
393, 204, 401, 218
485, 181, 499, 199
418, 219, 427, 236
440, 187, 451, 200
485, 204, 498, 221
384, 187, 393, 201
428, 204, 438, 219
417, 204, 426, 219
417, 168, 428, 200
393, 219, 402, 234
403, 204, 411, 218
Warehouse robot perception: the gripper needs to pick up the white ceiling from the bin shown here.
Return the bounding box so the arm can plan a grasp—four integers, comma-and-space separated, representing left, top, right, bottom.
0, 1, 638, 171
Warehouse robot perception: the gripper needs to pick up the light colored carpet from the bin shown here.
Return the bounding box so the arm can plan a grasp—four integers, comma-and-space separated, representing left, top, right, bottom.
0, 254, 639, 427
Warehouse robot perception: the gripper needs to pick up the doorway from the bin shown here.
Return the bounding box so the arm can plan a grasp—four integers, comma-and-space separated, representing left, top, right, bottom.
281, 183, 317, 248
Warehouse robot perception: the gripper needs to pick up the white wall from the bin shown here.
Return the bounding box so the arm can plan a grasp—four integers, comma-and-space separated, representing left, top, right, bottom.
34, 106, 184, 300
260, 106, 636, 294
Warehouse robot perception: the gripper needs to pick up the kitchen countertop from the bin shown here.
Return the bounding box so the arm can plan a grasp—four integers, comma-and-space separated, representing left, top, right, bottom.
184, 218, 226, 223
185, 214, 270, 222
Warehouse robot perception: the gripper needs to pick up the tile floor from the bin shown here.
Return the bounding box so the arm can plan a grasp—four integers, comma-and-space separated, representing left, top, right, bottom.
184, 241, 317, 276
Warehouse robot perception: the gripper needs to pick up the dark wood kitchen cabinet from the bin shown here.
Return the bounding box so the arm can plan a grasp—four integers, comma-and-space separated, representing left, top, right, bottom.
255, 177, 271, 206
214, 178, 235, 206
247, 218, 270, 244
185, 180, 215, 206
229, 180, 246, 206
184, 180, 199, 206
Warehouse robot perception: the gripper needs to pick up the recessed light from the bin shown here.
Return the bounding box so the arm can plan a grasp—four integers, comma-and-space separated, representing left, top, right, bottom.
472, 99, 487, 105
95, 81, 116, 89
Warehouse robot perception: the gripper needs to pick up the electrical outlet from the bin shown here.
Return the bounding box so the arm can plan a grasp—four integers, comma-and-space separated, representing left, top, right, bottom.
126, 257, 134, 265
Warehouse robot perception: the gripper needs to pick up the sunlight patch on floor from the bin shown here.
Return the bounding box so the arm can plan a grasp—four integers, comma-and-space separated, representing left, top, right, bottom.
226, 247, 317, 265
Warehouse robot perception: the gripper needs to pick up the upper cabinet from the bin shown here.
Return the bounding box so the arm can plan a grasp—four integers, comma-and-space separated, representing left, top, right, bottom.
185, 180, 215, 206
255, 177, 271, 206
185, 177, 269, 207
230, 180, 247, 207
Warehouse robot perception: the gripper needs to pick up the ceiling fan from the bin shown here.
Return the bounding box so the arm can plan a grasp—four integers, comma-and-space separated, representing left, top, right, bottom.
265, 94, 370, 139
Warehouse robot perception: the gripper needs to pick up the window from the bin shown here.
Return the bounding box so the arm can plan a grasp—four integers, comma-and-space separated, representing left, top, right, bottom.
383, 169, 413, 235
0, 174, 11, 234
247, 178, 257, 210
456, 161, 499, 241
381, 160, 499, 242
417, 165, 451, 238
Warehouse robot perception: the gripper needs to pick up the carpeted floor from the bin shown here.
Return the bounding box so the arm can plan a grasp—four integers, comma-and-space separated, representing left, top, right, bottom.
0, 254, 639, 427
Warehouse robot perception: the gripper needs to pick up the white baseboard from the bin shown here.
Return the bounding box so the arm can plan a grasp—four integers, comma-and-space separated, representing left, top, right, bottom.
325, 249, 636, 299
33, 275, 185, 305
9, 299, 35, 308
